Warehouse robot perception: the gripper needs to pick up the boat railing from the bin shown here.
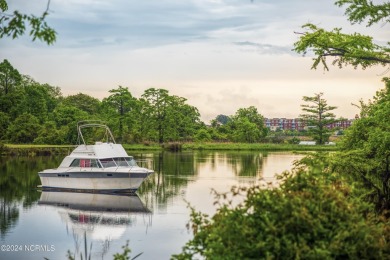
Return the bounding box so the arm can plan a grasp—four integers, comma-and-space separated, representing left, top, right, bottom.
111, 159, 154, 172
77, 121, 116, 145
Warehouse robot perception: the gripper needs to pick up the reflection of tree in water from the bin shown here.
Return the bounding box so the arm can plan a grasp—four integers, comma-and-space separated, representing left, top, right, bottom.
191, 151, 268, 177
0, 199, 19, 239
224, 152, 268, 177
137, 151, 196, 208
137, 151, 268, 209
0, 156, 61, 238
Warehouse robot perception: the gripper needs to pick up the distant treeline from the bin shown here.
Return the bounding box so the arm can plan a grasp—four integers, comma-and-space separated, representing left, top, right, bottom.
0, 59, 279, 144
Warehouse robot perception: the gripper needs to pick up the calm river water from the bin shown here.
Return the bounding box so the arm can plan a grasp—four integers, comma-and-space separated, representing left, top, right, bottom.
0, 151, 304, 260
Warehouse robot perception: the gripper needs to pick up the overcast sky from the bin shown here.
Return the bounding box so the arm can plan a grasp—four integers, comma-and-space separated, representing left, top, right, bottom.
1, 0, 388, 122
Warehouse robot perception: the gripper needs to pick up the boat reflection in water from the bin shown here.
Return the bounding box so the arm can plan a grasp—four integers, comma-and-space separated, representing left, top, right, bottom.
38, 191, 151, 259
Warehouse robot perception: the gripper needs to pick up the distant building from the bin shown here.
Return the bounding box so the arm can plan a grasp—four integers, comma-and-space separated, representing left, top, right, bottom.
264, 118, 305, 131
264, 117, 355, 131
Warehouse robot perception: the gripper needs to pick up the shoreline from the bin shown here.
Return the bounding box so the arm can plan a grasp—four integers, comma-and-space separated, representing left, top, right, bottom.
0, 142, 338, 156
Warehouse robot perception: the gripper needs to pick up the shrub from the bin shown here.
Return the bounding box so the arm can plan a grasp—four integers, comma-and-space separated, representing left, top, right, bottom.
173, 167, 390, 259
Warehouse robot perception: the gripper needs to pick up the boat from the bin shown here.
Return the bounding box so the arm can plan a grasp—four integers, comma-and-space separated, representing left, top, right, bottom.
38, 121, 154, 193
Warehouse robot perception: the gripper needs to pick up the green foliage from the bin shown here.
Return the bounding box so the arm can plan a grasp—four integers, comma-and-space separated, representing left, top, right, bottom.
0, 60, 205, 145
288, 136, 301, 144
52, 104, 89, 126
0, 59, 349, 146
231, 117, 262, 143
214, 114, 230, 125
336, 0, 390, 26
300, 92, 339, 145
0, 59, 21, 95
62, 93, 100, 115
0, 0, 56, 44
294, 1, 390, 215
6, 113, 41, 143
33, 121, 63, 144
141, 88, 201, 143
333, 78, 390, 214
0, 111, 9, 140
112, 240, 143, 260
216, 106, 267, 143
102, 86, 137, 143
194, 128, 211, 142
174, 166, 390, 259
294, 1, 390, 71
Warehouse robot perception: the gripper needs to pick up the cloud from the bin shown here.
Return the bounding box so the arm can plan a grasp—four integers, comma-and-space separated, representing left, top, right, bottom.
2, 0, 385, 124
233, 41, 293, 55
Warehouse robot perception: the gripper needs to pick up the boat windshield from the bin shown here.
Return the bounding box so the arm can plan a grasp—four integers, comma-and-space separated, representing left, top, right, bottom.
113, 157, 137, 167
99, 158, 117, 168
70, 159, 101, 168
126, 157, 137, 166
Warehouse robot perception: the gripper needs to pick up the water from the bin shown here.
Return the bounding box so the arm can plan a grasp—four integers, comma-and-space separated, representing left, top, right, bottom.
0, 151, 304, 260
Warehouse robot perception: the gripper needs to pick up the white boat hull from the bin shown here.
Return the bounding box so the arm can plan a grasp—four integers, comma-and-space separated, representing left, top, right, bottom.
39, 168, 153, 192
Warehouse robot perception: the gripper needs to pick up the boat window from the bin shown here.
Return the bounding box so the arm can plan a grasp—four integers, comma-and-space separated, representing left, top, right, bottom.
126, 157, 138, 166
113, 157, 129, 167
70, 159, 80, 167
99, 158, 117, 168
70, 159, 101, 168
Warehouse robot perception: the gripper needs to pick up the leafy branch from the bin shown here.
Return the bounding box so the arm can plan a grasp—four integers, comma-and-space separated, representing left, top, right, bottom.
0, 0, 56, 44
294, 23, 390, 71
335, 0, 390, 26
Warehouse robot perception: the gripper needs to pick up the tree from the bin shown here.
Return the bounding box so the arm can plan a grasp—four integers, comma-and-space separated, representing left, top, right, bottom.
333, 78, 390, 214
50, 104, 89, 144
6, 113, 41, 143
166, 97, 201, 142
0, 0, 56, 44
214, 114, 230, 125
62, 93, 100, 115
231, 117, 262, 143
102, 86, 136, 142
0, 111, 9, 140
140, 88, 201, 143
33, 121, 63, 144
141, 88, 171, 143
194, 128, 211, 142
21, 84, 49, 123
0, 60, 23, 118
228, 106, 267, 143
294, 1, 390, 214
0, 59, 21, 95
300, 93, 339, 145
294, 1, 390, 71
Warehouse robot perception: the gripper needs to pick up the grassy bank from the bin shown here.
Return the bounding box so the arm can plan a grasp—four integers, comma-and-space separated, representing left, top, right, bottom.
1, 143, 163, 156
2, 144, 76, 156
182, 142, 339, 151
1, 142, 339, 156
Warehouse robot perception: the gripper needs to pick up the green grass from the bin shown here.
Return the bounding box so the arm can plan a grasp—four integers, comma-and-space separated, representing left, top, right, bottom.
122, 143, 162, 150
5, 144, 75, 148
182, 142, 339, 151
3, 142, 339, 153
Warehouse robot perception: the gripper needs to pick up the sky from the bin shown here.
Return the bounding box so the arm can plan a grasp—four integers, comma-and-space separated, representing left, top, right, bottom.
1, 0, 388, 122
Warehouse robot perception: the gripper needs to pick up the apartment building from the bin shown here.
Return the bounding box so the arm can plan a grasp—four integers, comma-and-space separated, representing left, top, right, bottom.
264, 117, 355, 131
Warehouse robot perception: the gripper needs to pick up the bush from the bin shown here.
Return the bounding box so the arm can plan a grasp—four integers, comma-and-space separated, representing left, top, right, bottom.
173, 166, 390, 259
288, 136, 301, 144
194, 129, 211, 142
